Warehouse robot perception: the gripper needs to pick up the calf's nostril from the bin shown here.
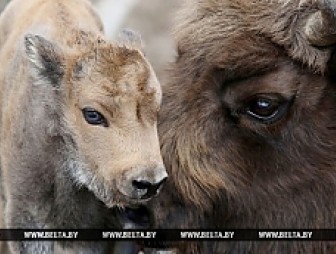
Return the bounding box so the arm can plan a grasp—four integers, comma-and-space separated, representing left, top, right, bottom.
132, 180, 153, 190
132, 176, 168, 199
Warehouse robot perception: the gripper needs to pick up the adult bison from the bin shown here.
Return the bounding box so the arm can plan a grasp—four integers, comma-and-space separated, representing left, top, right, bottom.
149, 0, 336, 253
0, 0, 167, 253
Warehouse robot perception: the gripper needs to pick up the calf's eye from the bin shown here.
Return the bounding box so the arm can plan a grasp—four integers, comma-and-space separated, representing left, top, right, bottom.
82, 107, 108, 126
241, 94, 291, 124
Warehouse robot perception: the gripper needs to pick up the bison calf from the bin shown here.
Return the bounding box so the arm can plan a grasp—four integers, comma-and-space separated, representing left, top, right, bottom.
0, 0, 166, 253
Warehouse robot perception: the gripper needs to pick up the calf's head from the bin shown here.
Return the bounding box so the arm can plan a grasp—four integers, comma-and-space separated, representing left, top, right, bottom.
24, 32, 167, 207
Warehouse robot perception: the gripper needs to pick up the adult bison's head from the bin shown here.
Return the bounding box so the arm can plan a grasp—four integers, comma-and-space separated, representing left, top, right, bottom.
23, 31, 167, 208
156, 0, 336, 226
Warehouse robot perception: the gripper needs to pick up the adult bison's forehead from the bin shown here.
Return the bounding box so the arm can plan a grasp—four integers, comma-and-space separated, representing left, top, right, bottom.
174, 0, 334, 74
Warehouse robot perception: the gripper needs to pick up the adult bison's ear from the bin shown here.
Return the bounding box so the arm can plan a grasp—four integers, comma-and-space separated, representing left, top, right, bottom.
24, 34, 64, 87
304, 0, 336, 76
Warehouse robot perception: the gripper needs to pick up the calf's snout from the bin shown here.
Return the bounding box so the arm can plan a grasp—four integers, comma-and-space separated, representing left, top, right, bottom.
118, 164, 168, 201
132, 175, 167, 199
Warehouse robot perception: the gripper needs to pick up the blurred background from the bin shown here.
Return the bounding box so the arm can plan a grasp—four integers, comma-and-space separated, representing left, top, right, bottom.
94, 0, 180, 81
0, 0, 180, 82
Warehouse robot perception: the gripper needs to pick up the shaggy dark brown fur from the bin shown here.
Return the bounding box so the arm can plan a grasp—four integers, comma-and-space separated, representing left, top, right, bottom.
149, 0, 336, 253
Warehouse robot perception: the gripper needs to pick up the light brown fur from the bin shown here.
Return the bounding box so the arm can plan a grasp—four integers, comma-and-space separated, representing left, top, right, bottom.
0, 0, 165, 253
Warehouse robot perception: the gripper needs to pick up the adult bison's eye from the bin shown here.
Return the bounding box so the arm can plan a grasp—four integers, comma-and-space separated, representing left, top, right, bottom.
82, 107, 108, 127
241, 94, 291, 124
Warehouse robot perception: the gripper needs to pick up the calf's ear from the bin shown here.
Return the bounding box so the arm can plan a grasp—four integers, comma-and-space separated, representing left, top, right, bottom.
118, 29, 145, 53
24, 34, 64, 87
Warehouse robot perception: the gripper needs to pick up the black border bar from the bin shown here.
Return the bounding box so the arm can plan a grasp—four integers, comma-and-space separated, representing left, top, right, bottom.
1, 229, 336, 241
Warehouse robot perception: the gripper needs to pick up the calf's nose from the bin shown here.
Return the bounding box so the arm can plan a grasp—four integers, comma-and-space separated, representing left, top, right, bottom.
132, 176, 167, 199
118, 164, 168, 201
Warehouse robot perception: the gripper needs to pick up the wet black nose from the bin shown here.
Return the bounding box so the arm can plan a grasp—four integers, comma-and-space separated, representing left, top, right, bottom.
132, 177, 167, 199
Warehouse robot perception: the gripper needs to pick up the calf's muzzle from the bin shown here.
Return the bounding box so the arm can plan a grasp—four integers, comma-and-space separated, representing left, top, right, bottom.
118, 164, 168, 201
132, 176, 167, 199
